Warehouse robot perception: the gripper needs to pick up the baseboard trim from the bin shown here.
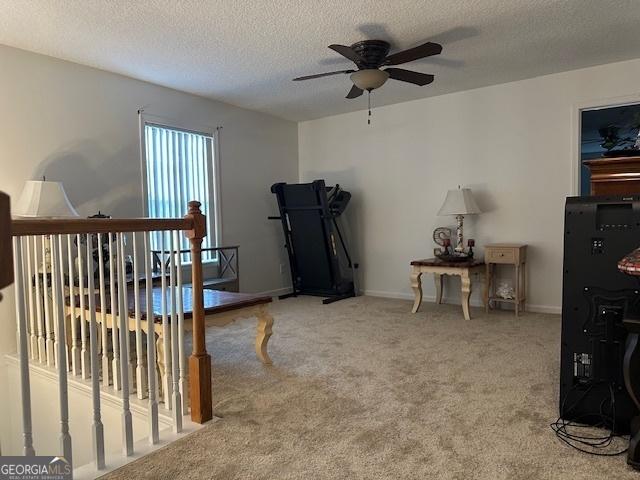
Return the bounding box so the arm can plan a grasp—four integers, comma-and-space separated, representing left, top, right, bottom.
254, 287, 292, 298
362, 289, 561, 315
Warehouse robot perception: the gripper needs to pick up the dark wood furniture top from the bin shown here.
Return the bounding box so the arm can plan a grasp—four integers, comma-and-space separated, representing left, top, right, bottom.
410, 258, 484, 268
0, 192, 12, 290
584, 156, 640, 195
69, 287, 272, 323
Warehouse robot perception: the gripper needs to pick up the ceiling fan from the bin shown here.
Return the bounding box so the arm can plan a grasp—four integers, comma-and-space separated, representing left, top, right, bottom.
293, 39, 442, 99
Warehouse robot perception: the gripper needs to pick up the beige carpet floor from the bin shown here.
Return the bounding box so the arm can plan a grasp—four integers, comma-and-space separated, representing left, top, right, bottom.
101, 296, 637, 479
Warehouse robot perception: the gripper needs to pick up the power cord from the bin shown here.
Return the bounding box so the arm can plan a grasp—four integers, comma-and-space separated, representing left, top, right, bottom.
550, 382, 629, 456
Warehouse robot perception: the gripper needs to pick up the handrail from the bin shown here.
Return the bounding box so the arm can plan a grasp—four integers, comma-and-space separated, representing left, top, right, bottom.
11, 217, 193, 236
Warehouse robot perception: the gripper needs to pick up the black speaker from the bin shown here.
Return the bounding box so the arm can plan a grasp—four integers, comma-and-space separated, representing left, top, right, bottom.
560, 195, 640, 433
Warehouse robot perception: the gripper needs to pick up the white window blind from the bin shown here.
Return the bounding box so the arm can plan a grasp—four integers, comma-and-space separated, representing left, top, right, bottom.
144, 123, 217, 261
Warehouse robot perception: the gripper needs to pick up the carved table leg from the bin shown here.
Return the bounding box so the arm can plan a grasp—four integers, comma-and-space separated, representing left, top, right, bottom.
515, 264, 521, 316
156, 333, 170, 406
434, 274, 443, 304
256, 306, 274, 365
461, 271, 472, 321
411, 268, 423, 313
484, 264, 491, 313
623, 317, 640, 470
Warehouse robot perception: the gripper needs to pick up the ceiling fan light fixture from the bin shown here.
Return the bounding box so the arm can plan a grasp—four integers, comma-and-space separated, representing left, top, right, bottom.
350, 69, 389, 91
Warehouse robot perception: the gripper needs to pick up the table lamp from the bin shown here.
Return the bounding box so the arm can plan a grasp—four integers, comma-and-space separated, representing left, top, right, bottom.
437, 187, 481, 252
13, 179, 79, 273
13, 180, 78, 218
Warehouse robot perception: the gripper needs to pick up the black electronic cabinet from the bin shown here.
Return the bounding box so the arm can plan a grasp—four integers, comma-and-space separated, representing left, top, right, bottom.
560, 195, 640, 432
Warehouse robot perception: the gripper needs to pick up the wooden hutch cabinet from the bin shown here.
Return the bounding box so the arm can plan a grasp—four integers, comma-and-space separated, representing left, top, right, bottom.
584, 156, 640, 195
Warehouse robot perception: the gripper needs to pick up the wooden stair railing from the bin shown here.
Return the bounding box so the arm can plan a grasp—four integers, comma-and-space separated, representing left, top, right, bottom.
11, 201, 211, 424
8, 199, 211, 469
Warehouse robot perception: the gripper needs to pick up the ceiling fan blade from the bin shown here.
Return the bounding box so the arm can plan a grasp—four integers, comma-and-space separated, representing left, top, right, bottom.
293, 69, 354, 81
346, 85, 363, 99
329, 44, 366, 65
384, 41, 442, 66
385, 68, 434, 86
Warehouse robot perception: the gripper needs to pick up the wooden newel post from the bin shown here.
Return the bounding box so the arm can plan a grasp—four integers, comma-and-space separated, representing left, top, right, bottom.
184, 200, 212, 423
0, 192, 13, 292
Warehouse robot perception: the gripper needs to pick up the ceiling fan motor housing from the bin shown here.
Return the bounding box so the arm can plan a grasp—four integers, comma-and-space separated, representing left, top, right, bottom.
351, 40, 391, 69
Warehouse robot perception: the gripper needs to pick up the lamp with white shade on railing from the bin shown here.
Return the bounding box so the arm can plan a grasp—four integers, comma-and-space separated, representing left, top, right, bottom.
13, 179, 79, 273
13, 179, 79, 219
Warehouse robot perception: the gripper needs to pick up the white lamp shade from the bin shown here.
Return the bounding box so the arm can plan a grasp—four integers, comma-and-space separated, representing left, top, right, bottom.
437, 188, 481, 216
13, 180, 79, 218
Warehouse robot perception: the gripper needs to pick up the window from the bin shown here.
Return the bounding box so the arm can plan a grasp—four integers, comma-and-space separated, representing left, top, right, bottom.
141, 120, 219, 261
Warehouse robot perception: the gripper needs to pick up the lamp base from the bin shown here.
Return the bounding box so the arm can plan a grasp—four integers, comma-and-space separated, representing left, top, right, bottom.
455, 215, 465, 252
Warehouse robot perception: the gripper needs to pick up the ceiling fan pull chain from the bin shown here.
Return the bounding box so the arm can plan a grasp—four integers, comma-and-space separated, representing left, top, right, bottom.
368, 91, 371, 125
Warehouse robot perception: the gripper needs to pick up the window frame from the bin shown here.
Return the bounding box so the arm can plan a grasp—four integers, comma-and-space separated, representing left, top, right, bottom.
138, 112, 222, 258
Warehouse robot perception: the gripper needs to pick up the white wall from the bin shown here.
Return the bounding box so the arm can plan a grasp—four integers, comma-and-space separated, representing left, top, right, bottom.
0, 44, 296, 451
299, 58, 640, 313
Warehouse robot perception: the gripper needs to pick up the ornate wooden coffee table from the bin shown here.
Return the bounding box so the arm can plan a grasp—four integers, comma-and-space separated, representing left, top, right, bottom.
410, 258, 485, 320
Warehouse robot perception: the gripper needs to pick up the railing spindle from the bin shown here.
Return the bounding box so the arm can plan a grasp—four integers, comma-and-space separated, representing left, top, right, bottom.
97, 234, 110, 388
144, 232, 159, 444
13, 237, 36, 456
109, 233, 121, 390
86, 235, 105, 469
51, 237, 60, 369
175, 231, 189, 415
67, 235, 79, 375
33, 237, 45, 364
25, 236, 37, 360
53, 235, 72, 463
117, 232, 134, 456
133, 233, 147, 399
169, 231, 182, 432
160, 232, 172, 409
18, 237, 28, 357
77, 234, 89, 379
42, 237, 54, 367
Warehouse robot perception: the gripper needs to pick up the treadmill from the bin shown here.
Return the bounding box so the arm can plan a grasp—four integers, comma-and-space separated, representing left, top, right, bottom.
270, 180, 357, 304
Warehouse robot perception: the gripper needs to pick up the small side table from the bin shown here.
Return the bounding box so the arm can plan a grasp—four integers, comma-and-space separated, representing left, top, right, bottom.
484, 244, 527, 316
410, 258, 485, 320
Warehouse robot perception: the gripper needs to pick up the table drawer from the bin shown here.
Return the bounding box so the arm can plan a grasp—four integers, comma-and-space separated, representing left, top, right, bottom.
486, 248, 516, 264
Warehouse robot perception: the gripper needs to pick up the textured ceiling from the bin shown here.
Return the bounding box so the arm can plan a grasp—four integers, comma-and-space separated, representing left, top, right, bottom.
1, 0, 640, 121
